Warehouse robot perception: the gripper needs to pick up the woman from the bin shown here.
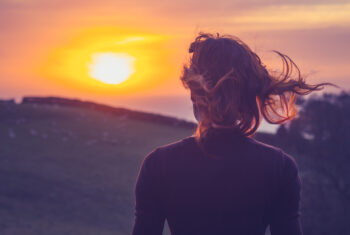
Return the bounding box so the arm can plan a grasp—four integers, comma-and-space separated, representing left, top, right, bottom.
131, 32, 337, 235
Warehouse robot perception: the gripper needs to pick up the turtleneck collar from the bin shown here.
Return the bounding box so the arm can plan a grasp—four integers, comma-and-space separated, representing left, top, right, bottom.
195, 126, 250, 160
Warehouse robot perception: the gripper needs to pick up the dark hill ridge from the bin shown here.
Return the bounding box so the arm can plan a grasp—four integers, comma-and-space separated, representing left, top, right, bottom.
22, 96, 197, 129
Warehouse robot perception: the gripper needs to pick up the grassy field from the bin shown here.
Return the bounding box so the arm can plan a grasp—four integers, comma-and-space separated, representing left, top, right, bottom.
0, 101, 195, 234
8, 100, 345, 235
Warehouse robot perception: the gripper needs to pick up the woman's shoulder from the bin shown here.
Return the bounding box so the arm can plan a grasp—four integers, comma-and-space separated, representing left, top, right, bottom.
142, 136, 195, 162
247, 137, 293, 158
247, 137, 300, 173
245, 137, 282, 154
154, 135, 196, 155
137, 136, 197, 178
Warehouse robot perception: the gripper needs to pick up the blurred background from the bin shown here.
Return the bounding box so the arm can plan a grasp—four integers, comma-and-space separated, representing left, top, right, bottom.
0, 0, 349, 234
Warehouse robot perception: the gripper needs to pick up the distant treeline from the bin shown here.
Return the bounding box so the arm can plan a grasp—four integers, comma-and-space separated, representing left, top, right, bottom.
21, 96, 197, 129
265, 91, 350, 235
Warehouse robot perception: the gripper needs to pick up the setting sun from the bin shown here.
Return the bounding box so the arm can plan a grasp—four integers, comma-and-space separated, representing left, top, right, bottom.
88, 52, 135, 85
36, 28, 178, 94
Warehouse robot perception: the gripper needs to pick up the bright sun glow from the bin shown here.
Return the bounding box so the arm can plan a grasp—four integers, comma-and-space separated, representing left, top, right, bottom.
88, 52, 135, 84
39, 29, 173, 94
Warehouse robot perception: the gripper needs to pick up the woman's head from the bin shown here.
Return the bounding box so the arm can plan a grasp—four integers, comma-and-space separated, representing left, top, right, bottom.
180, 32, 338, 155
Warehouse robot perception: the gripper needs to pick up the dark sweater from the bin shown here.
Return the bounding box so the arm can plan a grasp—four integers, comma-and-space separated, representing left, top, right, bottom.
132, 128, 302, 235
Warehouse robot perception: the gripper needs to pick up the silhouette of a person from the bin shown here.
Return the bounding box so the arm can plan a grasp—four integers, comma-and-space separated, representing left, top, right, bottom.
132, 32, 335, 235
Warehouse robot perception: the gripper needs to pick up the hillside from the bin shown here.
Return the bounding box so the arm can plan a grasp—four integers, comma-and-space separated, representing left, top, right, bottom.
0, 97, 199, 235
0, 97, 274, 235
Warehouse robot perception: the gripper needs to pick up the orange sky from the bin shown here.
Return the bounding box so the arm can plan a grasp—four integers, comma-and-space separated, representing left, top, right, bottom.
1, 0, 349, 133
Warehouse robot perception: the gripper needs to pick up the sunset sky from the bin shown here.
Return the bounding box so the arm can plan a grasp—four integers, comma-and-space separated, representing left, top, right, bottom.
1, 0, 349, 133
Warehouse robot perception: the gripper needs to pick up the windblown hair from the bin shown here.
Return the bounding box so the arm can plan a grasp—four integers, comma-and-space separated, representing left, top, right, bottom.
180, 32, 338, 158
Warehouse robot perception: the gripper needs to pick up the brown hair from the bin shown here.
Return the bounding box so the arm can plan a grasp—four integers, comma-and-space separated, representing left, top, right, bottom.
180, 32, 339, 158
